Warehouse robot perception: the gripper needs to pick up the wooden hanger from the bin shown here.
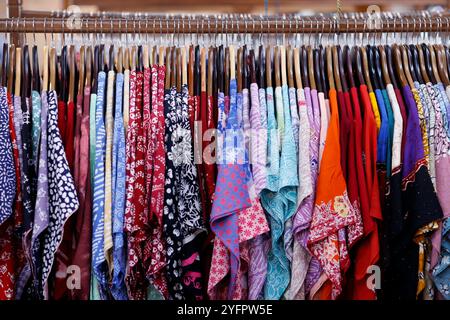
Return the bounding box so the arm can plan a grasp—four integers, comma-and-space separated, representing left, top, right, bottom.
379, 45, 391, 85
22, 45, 30, 100
218, 45, 224, 93
410, 45, 424, 84
243, 45, 249, 89
249, 49, 256, 85
332, 46, 342, 92
353, 46, 365, 86
83, 46, 91, 90
301, 46, 309, 88
406, 45, 420, 84
158, 45, 165, 67
326, 46, 335, 90
0, 44, 5, 87
188, 45, 194, 96
373, 46, 385, 89
280, 45, 287, 87
32, 44, 40, 92
360, 46, 372, 93
258, 45, 265, 89
170, 46, 176, 89
446, 46, 450, 81
42, 45, 49, 92
116, 47, 123, 74
274, 46, 281, 88
130, 45, 137, 71
386, 45, 401, 89
68, 45, 76, 102
266, 46, 272, 88
422, 43, 436, 84
237, 47, 243, 92
403, 45, 418, 83
401, 45, 415, 88
124, 47, 130, 71
337, 45, 348, 92
344, 45, 355, 89
78, 46, 85, 95
429, 44, 442, 84
436, 44, 450, 86
137, 45, 144, 73
320, 45, 329, 96
392, 44, 407, 88
307, 45, 315, 90
287, 46, 295, 89
60, 46, 67, 100
182, 46, 188, 87
176, 47, 182, 92
14, 47, 21, 97
417, 44, 430, 84
143, 44, 149, 69
230, 45, 235, 82
92, 46, 99, 92
7, 45, 14, 94
194, 45, 200, 95
293, 47, 302, 90
207, 47, 214, 96
225, 46, 230, 95
165, 46, 171, 89
313, 48, 322, 92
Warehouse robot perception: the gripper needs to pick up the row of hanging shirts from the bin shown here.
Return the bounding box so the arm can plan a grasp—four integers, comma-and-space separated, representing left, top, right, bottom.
0, 23, 448, 301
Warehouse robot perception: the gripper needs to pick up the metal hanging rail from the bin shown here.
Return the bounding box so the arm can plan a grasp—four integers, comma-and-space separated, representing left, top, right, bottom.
0, 14, 450, 34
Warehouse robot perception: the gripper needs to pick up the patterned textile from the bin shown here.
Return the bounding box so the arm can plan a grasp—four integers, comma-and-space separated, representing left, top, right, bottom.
0, 87, 16, 225
308, 89, 359, 300
41, 90, 79, 298
111, 73, 128, 300
31, 90, 41, 170
163, 85, 205, 300
91, 71, 109, 298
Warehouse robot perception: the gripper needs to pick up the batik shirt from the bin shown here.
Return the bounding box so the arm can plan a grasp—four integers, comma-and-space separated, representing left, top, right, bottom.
41, 90, 79, 298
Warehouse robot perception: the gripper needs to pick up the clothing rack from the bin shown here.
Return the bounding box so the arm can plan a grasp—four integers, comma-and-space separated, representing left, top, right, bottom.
1, 13, 450, 35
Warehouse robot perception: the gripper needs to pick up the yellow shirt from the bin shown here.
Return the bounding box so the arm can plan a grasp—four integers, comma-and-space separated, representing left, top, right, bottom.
368, 91, 381, 133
